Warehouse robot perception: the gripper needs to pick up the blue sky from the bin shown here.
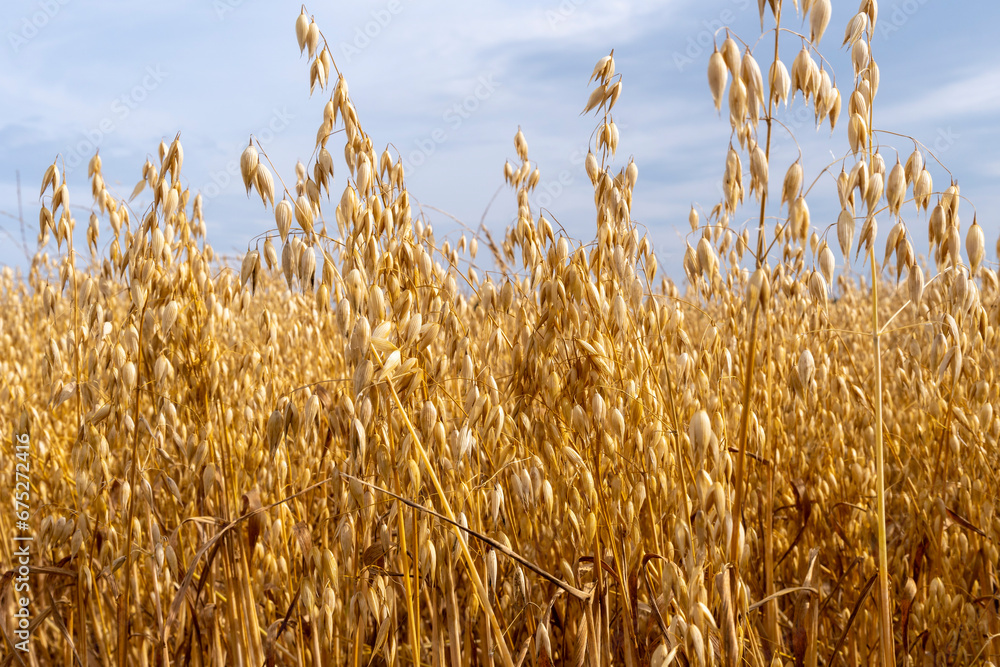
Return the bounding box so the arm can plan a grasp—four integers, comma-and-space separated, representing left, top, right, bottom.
2, 0, 998, 282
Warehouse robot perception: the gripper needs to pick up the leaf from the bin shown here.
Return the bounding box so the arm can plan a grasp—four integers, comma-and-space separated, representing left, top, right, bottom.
828, 575, 877, 664
945, 506, 987, 537
241, 487, 264, 558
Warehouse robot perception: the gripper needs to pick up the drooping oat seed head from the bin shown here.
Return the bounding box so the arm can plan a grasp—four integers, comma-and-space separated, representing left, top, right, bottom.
810, 0, 832, 44
790, 196, 810, 241
843, 12, 869, 46
697, 236, 718, 281
254, 163, 275, 207
295, 8, 309, 53
747, 266, 770, 311
914, 168, 932, 212
798, 348, 816, 390
295, 194, 314, 237
905, 148, 923, 186
721, 36, 741, 76
819, 244, 835, 283
851, 39, 870, 77
907, 263, 924, 307
749, 140, 768, 199
886, 159, 905, 218
688, 410, 712, 463
967, 216, 985, 274
240, 143, 259, 194
708, 47, 728, 112
275, 198, 293, 242
782, 161, 803, 209
857, 215, 878, 262
929, 203, 946, 247
808, 270, 828, 309
769, 59, 791, 107
514, 128, 529, 162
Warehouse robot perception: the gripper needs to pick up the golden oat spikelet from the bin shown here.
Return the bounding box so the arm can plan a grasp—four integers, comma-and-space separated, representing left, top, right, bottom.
514, 128, 529, 162
697, 236, 718, 281
728, 75, 747, 130
907, 263, 924, 307
769, 59, 791, 107
928, 202, 946, 246
828, 87, 842, 131
865, 170, 884, 215
747, 266, 770, 311
721, 35, 741, 77
798, 348, 816, 390
851, 39, 870, 76
819, 244, 835, 283
306, 19, 320, 59
791, 47, 812, 102
88, 151, 102, 178
589, 53, 613, 83
782, 160, 803, 209
254, 163, 275, 207
790, 196, 810, 241
914, 168, 933, 212
883, 220, 904, 267
582, 81, 607, 115
843, 12, 868, 46
809, 0, 831, 44
886, 158, 905, 218
263, 236, 278, 271
275, 198, 293, 242
40, 162, 60, 196
295, 194, 314, 237
749, 140, 768, 199
848, 112, 868, 154
857, 214, 878, 262
741, 49, 764, 117
967, 215, 985, 274
808, 270, 827, 309
295, 8, 309, 53
905, 148, 923, 186
708, 47, 728, 112
240, 142, 258, 194
837, 208, 855, 259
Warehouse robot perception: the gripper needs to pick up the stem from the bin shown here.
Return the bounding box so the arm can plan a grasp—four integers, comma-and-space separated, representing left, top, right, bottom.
863, 15, 895, 664
67, 210, 91, 667
763, 325, 779, 652
392, 459, 420, 665
870, 246, 895, 666
728, 0, 781, 645
118, 296, 147, 667
381, 365, 516, 667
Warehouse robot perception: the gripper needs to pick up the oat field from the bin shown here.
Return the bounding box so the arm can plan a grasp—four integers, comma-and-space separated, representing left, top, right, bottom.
1, 3, 999, 666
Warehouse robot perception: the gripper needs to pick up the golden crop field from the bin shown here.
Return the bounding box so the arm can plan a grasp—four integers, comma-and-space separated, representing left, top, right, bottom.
1, 3, 998, 666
